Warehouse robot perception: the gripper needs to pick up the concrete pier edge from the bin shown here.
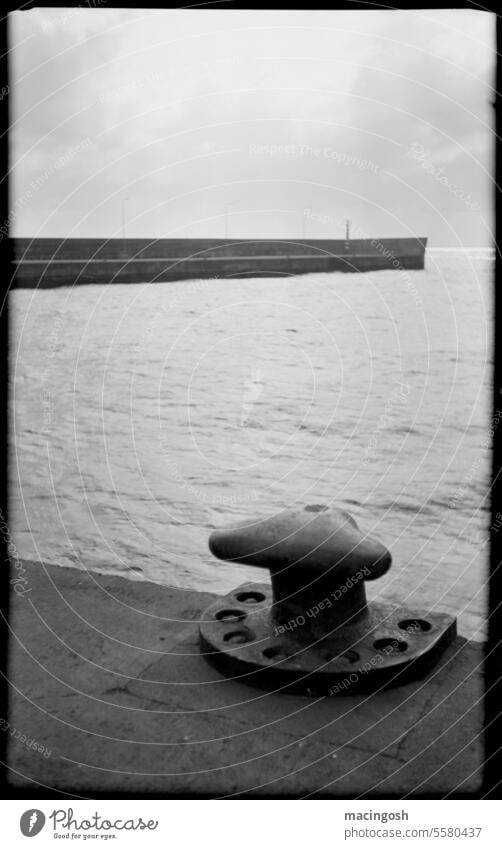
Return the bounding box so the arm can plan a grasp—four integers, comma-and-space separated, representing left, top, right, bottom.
6, 560, 483, 797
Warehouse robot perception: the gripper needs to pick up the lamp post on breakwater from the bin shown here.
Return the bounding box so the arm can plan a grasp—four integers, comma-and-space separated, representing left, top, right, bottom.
345, 218, 351, 252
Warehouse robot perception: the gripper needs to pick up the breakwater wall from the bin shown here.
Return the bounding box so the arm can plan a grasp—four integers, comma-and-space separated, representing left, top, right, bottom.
11, 236, 427, 288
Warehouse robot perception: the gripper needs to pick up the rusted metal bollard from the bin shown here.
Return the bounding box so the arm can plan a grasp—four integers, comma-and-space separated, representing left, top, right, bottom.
199, 504, 456, 696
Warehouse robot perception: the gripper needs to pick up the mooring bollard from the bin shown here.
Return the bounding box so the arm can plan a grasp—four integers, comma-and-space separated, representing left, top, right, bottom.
199, 504, 457, 696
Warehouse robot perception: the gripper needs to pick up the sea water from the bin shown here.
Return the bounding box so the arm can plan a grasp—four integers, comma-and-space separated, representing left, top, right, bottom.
9, 248, 493, 639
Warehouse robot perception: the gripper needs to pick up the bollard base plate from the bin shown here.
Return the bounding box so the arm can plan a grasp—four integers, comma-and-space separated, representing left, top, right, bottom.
199, 582, 457, 696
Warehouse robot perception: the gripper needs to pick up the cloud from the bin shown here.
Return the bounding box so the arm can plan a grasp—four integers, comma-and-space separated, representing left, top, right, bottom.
9, 8, 495, 245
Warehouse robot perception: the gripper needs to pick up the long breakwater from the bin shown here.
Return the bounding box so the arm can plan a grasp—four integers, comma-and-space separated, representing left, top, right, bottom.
11, 236, 427, 288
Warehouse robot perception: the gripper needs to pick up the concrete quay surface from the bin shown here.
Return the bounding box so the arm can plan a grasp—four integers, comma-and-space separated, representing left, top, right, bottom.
7, 561, 483, 797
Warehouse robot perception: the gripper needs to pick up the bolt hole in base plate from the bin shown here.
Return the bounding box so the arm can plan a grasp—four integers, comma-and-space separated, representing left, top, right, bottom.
199, 582, 457, 696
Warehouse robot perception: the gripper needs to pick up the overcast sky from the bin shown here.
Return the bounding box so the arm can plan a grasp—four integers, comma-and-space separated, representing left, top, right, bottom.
10, 8, 494, 246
